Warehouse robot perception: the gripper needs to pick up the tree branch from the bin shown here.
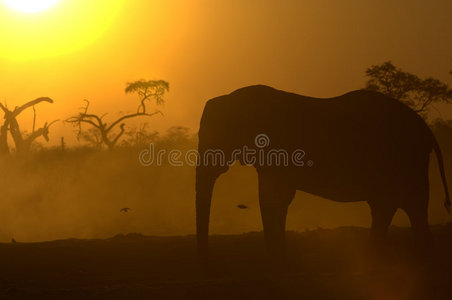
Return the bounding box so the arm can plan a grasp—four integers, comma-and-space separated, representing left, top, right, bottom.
13, 97, 53, 117
107, 110, 162, 132
111, 123, 126, 147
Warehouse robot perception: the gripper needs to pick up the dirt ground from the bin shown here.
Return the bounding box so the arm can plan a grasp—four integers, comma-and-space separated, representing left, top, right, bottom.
1, 226, 452, 300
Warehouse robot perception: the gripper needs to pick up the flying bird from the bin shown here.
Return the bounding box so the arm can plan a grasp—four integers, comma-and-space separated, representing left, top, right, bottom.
237, 204, 248, 209
120, 207, 131, 213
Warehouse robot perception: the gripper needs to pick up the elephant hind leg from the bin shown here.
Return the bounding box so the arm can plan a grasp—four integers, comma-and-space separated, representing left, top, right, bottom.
258, 171, 295, 257
368, 201, 397, 246
403, 199, 432, 255
401, 173, 432, 255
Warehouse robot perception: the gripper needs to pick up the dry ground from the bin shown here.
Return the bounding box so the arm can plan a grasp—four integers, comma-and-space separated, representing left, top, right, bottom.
1, 225, 452, 300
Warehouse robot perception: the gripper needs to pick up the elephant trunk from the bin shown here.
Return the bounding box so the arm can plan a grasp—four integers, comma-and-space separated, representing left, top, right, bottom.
195, 165, 217, 269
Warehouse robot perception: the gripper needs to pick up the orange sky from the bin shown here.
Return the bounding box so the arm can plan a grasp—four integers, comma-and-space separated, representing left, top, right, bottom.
0, 0, 451, 146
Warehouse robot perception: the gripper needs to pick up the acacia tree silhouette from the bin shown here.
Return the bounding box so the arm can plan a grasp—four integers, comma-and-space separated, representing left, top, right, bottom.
365, 61, 452, 118
125, 79, 169, 114
66, 80, 169, 150
0, 97, 57, 155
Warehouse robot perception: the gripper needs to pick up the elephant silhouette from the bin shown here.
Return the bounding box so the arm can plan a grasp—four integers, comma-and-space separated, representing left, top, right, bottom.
196, 85, 450, 265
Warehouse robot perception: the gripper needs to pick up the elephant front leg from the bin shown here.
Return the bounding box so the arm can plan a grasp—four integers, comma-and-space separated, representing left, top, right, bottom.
258, 170, 295, 257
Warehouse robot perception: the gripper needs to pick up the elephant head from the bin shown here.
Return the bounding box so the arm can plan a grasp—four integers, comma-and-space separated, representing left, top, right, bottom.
195, 86, 297, 266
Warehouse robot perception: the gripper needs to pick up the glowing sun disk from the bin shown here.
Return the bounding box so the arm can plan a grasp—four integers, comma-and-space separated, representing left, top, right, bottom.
0, 0, 124, 60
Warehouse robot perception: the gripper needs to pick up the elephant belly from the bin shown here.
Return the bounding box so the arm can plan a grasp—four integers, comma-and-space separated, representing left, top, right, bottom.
290, 155, 418, 203
294, 171, 375, 203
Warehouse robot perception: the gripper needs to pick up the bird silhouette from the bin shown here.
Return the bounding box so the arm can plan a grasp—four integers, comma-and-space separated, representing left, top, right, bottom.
120, 207, 131, 213
11, 238, 17, 243
237, 204, 248, 209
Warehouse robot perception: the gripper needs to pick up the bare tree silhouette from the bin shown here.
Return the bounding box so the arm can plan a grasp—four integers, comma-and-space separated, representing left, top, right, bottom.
0, 97, 57, 154
66, 80, 169, 149
365, 61, 452, 118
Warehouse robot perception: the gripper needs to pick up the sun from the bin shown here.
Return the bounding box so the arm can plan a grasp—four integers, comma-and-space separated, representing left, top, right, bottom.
2, 0, 61, 13
0, 0, 124, 60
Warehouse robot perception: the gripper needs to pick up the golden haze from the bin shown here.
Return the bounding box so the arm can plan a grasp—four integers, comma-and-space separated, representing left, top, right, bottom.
0, 0, 451, 146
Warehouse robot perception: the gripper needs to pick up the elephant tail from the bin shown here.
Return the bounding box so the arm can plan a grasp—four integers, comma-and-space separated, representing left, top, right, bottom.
432, 136, 451, 213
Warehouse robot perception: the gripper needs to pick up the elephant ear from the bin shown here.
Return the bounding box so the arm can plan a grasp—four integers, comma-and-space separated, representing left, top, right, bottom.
198, 99, 225, 148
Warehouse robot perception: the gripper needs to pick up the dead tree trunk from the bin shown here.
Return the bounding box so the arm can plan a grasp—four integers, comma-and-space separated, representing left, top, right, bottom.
0, 122, 9, 155
0, 97, 56, 155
